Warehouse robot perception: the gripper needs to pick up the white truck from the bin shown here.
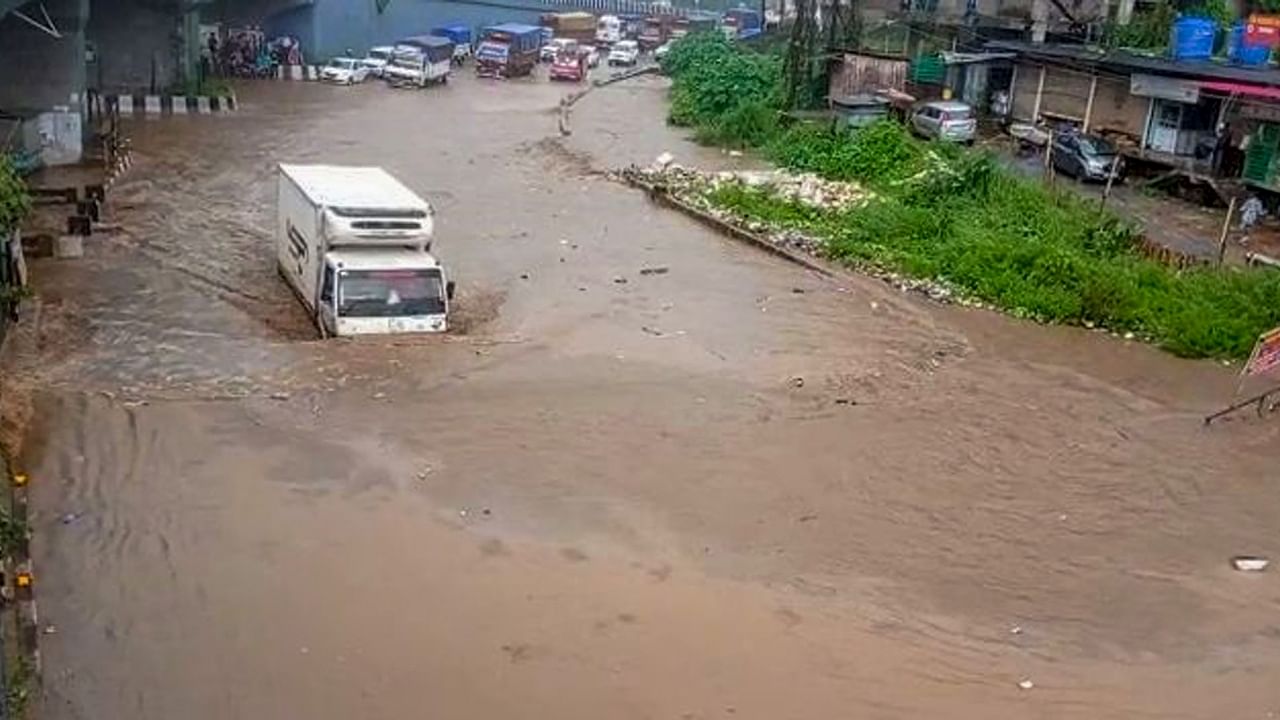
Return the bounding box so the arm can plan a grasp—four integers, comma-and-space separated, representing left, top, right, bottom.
276, 164, 453, 337
383, 35, 455, 87
596, 15, 622, 45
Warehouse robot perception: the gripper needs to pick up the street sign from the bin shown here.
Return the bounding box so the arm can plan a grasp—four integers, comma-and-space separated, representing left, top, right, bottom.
1245, 326, 1280, 376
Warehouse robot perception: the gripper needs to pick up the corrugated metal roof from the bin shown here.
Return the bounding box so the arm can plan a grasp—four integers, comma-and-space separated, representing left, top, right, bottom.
988, 40, 1280, 88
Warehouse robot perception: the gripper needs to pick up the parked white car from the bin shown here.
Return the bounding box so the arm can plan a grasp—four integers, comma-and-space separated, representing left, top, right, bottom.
910, 100, 977, 143
361, 46, 394, 77
541, 37, 579, 63
608, 39, 639, 66
321, 57, 371, 84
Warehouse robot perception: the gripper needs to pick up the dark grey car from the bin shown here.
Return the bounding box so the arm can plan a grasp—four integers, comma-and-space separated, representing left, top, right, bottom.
1052, 133, 1124, 182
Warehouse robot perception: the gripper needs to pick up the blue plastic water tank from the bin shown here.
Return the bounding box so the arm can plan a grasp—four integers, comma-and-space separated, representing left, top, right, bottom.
1229, 22, 1272, 66
1170, 16, 1217, 60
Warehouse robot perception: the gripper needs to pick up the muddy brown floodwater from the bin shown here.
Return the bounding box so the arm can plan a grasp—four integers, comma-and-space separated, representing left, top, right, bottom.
5, 72, 1280, 719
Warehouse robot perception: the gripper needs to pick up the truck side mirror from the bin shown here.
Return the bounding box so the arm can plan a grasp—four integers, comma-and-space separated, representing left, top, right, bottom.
446, 280, 456, 300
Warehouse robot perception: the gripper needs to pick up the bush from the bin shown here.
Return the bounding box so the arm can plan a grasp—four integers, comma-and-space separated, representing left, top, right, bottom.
766, 121, 927, 185
660, 31, 736, 78
0, 155, 31, 234
664, 33, 782, 147
694, 100, 780, 148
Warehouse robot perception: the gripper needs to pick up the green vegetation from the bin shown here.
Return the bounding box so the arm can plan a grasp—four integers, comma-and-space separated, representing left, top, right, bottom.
0, 156, 31, 235
659, 34, 1280, 359
4, 655, 32, 717
0, 510, 27, 557
662, 33, 782, 148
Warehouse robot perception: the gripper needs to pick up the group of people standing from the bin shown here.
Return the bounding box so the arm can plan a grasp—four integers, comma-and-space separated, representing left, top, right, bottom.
201, 27, 306, 79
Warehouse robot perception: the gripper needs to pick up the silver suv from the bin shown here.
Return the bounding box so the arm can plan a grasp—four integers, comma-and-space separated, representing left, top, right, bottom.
910, 101, 977, 144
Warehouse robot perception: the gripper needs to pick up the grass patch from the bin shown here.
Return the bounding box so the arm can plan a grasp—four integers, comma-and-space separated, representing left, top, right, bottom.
657, 33, 1280, 359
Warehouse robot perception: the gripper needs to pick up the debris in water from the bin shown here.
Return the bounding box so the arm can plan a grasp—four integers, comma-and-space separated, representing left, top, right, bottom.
641, 326, 664, 336
653, 151, 675, 169
269, 392, 290, 401
60, 512, 82, 525
1018, 679, 1034, 690
789, 377, 805, 389
1232, 556, 1269, 572
870, 301, 879, 311
459, 509, 469, 518
373, 392, 387, 400
728, 150, 743, 157
639, 266, 669, 275
797, 514, 818, 523
834, 398, 857, 406
1010, 625, 1023, 635
791, 287, 805, 294
482, 508, 492, 516
613, 276, 628, 284
520, 273, 530, 280
417, 467, 433, 480
43, 624, 56, 635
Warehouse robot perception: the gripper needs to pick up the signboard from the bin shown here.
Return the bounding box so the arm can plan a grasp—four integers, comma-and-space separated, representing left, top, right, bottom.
1130, 74, 1200, 103
1241, 102, 1280, 123
1245, 326, 1280, 376
1245, 14, 1280, 48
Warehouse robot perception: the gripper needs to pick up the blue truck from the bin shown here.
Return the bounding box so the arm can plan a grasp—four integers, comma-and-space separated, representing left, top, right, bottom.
431, 23, 473, 64
475, 23, 542, 79
721, 8, 763, 40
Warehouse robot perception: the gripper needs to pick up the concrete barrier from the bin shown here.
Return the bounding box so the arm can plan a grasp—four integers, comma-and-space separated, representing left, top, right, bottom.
99, 93, 237, 117
276, 65, 321, 81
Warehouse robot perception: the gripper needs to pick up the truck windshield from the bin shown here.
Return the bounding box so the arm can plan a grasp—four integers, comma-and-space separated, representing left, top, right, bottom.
390, 49, 423, 69
339, 269, 445, 317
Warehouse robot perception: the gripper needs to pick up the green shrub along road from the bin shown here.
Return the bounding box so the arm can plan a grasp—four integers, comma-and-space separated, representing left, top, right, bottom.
0, 156, 30, 235
659, 33, 1280, 359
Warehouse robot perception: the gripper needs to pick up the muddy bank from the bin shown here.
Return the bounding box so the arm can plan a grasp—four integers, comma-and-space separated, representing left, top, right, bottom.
8, 72, 1280, 719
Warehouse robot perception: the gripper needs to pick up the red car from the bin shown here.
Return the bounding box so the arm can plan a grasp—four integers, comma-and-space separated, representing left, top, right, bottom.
549, 50, 587, 82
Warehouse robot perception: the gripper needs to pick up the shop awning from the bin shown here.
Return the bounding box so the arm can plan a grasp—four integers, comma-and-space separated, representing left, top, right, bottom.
1201, 80, 1280, 100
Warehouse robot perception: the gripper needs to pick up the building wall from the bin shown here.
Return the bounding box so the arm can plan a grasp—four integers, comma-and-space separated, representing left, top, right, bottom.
0, 0, 88, 111
1010, 61, 1089, 121
1010, 60, 1152, 138
86, 0, 182, 94
1088, 73, 1149, 137
263, 0, 543, 60
266, 4, 318, 55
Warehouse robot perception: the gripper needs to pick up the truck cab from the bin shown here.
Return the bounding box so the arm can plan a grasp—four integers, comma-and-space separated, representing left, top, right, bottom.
321, 250, 451, 335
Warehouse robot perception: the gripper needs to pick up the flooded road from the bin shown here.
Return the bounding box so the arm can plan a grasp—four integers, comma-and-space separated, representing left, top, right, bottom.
8, 72, 1280, 719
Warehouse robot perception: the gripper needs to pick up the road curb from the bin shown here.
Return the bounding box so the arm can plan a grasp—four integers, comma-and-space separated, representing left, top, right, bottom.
618, 170, 833, 277
106, 93, 237, 117
0, 455, 40, 714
